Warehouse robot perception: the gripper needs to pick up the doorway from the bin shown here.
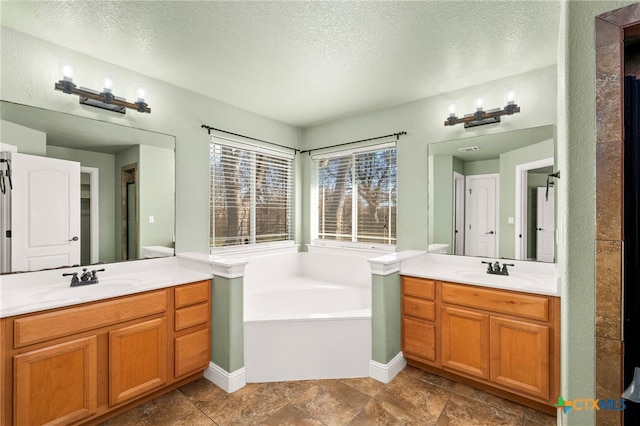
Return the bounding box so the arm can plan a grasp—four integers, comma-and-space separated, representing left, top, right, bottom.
80, 167, 99, 265
121, 163, 138, 261
515, 158, 554, 261
464, 173, 499, 257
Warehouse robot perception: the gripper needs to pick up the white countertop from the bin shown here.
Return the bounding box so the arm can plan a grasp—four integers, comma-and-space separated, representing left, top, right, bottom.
398, 252, 560, 297
0, 256, 213, 318
368, 250, 560, 296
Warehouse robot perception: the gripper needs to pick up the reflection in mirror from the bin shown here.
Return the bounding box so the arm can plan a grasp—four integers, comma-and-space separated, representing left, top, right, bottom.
428, 125, 555, 262
0, 101, 176, 273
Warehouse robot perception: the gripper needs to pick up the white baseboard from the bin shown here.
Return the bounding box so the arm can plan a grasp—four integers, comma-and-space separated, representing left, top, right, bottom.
368, 352, 407, 384
203, 362, 246, 393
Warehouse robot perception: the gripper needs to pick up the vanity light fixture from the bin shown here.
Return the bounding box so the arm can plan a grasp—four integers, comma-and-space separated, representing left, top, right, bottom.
445, 91, 520, 128
54, 66, 150, 114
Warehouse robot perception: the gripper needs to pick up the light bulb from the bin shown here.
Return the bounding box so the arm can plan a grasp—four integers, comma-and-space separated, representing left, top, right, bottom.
475, 98, 484, 111
101, 76, 113, 93
135, 86, 146, 103
61, 65, 74, 82
506, 90, 517, 105
448, 104, 457, 117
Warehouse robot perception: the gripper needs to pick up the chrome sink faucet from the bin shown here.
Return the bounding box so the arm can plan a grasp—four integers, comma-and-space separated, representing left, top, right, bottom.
63, 267, 105, 287
481, 260, 514, 276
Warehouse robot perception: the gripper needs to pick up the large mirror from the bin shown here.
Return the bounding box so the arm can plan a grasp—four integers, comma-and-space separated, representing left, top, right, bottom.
0, 101, 176, 273
428, 125, 556, 262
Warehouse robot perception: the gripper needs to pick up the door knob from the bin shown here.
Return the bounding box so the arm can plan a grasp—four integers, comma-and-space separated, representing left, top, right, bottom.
537, 228, 544, 231
486, 231, 495, 235
69, 236, 79, 241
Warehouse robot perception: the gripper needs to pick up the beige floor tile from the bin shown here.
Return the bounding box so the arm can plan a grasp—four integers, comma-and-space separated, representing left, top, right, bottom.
259, 403, 326, 426
104, 366, 557, 425
451, 382, 526, 417
292, 381, 372, 426
348, 398, 429, 426
374, 371, 451, 424
339, 376, 386, 397
436, 393, 523, 426
101, 391, 196, 426
523, 406, 557, 425
195, 382, 289, 425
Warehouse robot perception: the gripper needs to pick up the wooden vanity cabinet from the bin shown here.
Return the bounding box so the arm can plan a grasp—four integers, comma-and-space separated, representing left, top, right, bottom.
1, 280, 212, 426
401, 277, 437, 364
401, 276, 560, 412
173, 281, 211, 378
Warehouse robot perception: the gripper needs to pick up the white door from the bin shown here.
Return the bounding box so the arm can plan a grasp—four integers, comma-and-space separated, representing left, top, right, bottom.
465, 174, 499, 257
453, 172, 465, 255
536, 187, 555, 262
11, 153, 81, 272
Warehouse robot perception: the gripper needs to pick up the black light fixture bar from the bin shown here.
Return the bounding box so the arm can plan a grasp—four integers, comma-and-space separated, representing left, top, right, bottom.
54, 81, 151, 114
444, 104, 520, 127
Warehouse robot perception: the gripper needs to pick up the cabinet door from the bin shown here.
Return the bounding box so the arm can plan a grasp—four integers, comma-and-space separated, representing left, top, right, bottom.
402, 317, 436, 362
175, 328, 210, 378
14, 336, 97, 426
109, 318, 167, 406
490, 317, 550, 399
441, 306, 490, 379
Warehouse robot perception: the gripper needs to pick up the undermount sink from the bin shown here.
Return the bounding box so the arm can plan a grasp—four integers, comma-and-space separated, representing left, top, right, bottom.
455, 271, 547, 288
39, 278, 143, 301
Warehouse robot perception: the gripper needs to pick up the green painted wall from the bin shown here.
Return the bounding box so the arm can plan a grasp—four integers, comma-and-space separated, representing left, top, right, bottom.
430, 155, 454, 252
464, 159, 499, 176
138, 144, 175, 256
0, 120, 46, 154
559, 2, 636, 425
211, 276, 244, 373
371, 272, 401, 364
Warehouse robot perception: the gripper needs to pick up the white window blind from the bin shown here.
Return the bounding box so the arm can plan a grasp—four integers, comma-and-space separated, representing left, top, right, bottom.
210, 139, 294, 247
314, 144, 397, 245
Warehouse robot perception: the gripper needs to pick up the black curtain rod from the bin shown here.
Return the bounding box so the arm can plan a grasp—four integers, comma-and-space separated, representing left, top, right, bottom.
299, 131, 407, 155
201, 124, 300, 153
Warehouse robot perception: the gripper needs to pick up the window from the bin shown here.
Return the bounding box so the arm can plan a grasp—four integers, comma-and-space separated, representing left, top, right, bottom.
314, 143, 397, 245
210, 139, 294, 247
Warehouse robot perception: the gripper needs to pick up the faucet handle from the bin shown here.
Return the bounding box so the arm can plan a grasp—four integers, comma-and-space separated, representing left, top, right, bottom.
481, 260, 494, 272
91, 268, 105, 278
62, 271, 79, 284
501, 263, 515, 273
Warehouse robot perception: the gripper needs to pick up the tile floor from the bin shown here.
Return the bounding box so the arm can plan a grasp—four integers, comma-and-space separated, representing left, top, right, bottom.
102, 366, 557, 426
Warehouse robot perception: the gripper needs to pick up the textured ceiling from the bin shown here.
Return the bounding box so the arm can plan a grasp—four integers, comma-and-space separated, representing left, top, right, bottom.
1, 1, 560, 127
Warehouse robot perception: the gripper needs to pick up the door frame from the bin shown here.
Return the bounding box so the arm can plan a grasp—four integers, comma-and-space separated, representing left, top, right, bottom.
453, 171, 465, 255
81, 166, 99, 264
515, 157, 554, 260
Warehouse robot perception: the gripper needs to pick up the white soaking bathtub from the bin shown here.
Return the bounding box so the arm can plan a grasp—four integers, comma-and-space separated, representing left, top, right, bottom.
222, 245, 374, 383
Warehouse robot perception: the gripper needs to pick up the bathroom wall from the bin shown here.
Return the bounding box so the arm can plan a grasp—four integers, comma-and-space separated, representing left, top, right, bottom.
0, 26, 301, 255
562, 2, 637, 425
300, 65, 558, 252
0, 120, 46, 155
138, 144, 175, 255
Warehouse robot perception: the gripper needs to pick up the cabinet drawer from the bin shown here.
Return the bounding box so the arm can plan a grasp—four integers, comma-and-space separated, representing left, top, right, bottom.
175, 281, 210, 308
403, 297, 435, 321
402, 276, 435, 300
175, 328, 210, 377
402, 317, 435, 362
14, 290, 168, 348
175, 303, 209, 331
441, 283, 549, 321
